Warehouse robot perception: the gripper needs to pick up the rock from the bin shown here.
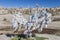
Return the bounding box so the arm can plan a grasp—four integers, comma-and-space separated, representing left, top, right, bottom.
0, 35, 11, 40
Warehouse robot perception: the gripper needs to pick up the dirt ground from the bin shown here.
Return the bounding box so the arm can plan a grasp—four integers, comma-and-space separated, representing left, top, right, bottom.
0, 14, 60, 34
0, 14, 60, 40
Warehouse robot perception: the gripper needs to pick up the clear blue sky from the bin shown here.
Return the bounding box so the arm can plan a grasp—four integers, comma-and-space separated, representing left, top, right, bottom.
0, 0, 60, 8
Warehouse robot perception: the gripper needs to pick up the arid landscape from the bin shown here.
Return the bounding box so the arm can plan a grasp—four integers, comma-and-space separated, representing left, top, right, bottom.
0, 7, 60, 40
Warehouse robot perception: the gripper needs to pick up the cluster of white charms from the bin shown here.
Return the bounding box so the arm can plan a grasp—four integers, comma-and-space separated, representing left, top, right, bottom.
12, 10, 52, 37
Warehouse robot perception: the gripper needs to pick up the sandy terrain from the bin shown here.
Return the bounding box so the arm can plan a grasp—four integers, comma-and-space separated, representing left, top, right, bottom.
0, 14, 60, 40
0, 14, 60, 30
36, 34, 60, 40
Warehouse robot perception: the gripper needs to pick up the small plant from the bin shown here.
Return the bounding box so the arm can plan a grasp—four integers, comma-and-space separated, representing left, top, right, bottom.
11, 36, 19, 40
11, 36, 48, 40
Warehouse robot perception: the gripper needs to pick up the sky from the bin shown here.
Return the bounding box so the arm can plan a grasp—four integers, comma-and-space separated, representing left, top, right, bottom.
0, 0, 60, 8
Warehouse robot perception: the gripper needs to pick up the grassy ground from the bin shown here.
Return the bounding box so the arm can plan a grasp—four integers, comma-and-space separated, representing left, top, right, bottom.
11, 36, 48, 40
